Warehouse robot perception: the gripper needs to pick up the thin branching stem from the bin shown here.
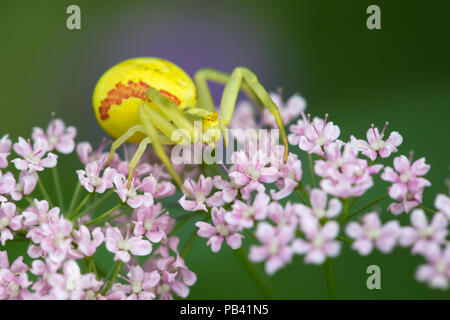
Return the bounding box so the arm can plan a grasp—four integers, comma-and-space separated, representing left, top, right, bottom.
346, 193, 389, 222
233, 248, 278, 299
37, 174, 53, 207
324, 258, 337, 300
52, 166, 64, 211
67, 183, 82, 215
84, 203, 123, 226
67, 193, 92, 220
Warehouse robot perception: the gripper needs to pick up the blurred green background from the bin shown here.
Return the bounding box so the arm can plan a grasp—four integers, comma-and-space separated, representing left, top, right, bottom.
1, 0, 449, 299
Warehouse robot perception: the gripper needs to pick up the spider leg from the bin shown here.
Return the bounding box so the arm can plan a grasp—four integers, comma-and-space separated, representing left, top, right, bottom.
194, 68, 262, 112
138, 104, 191, 195
201, 67, 289, 162
106, 124, 147, 166
126, 137, 151, 188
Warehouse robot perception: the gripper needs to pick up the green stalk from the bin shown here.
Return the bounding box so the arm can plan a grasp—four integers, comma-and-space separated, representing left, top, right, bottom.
324, 258, 337, 300
92, 207, 132, 226
295, 189, 308, 205
340, 198, 349, 224
233, 248, 278, 299
308, 153, 316, 187
79, 189, 115, 217
37, 174, 53, 207
67, 193, 92, 220
67, 183, 82, 215
181, 229, 199, 259
84, 203, 123, 226
52, 166, 64, 211
419, 205, 436, 215
102, 260, 122, 295
346, 193, 388, 222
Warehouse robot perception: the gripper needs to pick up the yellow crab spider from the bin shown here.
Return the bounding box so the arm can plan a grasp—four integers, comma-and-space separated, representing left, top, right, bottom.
92, 57, 288, 192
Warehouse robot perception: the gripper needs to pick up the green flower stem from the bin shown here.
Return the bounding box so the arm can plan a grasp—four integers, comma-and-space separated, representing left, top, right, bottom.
84, 203, 123, 226
294, 189, 308, 205
337, 235, 353, 244
419, 205, 436, 215
67, 193, 92, 220
308, 153, 316, 187
92, 207, 132, 226
346, 193, 389, 222
37, 174, 53, 207
79, 189, 115, 217
233, 248, 278, 300
181, 228, 199, 259
171, 213, 198, 234
102, 260, 122, 295
340, 198, 349, 224
67, 183, 82, 215
297, 182, 310, 205
348, 197, 359, 210
52, 166, 64, 211
324, 258, 337, 300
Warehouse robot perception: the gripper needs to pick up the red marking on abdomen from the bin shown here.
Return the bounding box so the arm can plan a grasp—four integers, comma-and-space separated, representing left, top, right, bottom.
99, 81, 181, 120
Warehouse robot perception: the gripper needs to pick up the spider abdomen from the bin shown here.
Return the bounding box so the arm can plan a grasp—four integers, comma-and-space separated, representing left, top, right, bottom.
93, 57, 197, 143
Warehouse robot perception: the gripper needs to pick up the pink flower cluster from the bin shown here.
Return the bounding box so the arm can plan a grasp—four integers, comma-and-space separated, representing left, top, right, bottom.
0, 90, 449, 300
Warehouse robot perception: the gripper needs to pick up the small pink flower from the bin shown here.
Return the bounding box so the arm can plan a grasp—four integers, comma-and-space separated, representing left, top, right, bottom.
416, 245, 450, 290
229, 150, 278, 187
226, 192, 270, 229
133, 203, 174, 243
399, 209, 448, 254
267, 202, 299, 228
47, 260, 99, 300
21, 199, 60, 228
105, 225, 152, 263
381, 155, 431, 201
139, 175, 176, 198
270, 153, 303, 200
32, 119, 77, 154
76, 140, 112, 165
316, 142, 382, 198
297, 188, 342, 220
10, 171, 38, 201
12, 137, 57, 172
195, 207, 244, 252
28, 214, 78, 263
76, 159, 116, 193
206, 176, 238, 207
0, 202, 21, 245
381, 156, 431, 214
0, 252, 31, 300
350, 123, 402, 161
249, 222, 295, 274
298, 114, 341, 156
0, 171, 15, 201
30, 259, 60, 295
435, 193, 450, 219
73, 225, 105, 257
288, 117, 308, 146
346, 212, 400, 255
262, 92, 306, 128
151, 254, 197, 299
178, 175, 213, 212
114, 174, 154, 209
292, 216, 341, 264
115, 265, 160, 300
0, 134, 11, 168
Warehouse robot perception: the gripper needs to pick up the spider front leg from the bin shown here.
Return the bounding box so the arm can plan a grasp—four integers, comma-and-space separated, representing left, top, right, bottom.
105, 124, 147, 166
195, 67, 289, 162
138, 103, 191, 195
